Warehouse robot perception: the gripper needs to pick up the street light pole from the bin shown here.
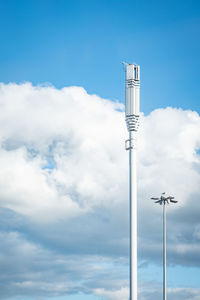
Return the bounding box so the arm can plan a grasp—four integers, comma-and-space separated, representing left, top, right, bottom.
151, 192, 178, 300
124, 63, 140, 300
163, 198, 167, 300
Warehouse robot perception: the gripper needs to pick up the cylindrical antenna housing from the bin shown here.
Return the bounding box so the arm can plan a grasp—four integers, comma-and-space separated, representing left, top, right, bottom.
125, 64, 140, 132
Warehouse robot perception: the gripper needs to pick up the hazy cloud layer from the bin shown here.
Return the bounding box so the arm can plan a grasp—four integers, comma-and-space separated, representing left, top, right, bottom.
0, 83, 199, 299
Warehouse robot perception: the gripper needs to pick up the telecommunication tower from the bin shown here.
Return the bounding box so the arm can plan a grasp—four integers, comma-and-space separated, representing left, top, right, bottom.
124, 63, 140, 300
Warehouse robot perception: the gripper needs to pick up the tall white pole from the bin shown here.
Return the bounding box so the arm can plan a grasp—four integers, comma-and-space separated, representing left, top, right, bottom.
129, 131, 137, 300
124, 63, 140, 300
163, 201, 167, 300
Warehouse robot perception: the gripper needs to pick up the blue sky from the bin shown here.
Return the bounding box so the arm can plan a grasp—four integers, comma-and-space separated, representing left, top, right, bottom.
0, 0, 199, 114
0, 1, 200, 300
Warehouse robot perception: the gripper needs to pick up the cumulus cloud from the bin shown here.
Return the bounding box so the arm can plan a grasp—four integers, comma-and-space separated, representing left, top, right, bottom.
94, 287, 129, 300
0, 82, 126, 223
0, 82, 199, 299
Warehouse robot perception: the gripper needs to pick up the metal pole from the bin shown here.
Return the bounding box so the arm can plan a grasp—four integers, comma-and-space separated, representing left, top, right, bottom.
151, 193, 177, 300
163, 201, 167, 300
129, 131, 137, 300
124, 63, 140, 300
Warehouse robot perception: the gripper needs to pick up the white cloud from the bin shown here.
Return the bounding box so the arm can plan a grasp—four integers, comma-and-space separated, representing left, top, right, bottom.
167, 287, 200, 300
0, 82, 126, 223
0, 82, 200, 299
94, 287, 129, 300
